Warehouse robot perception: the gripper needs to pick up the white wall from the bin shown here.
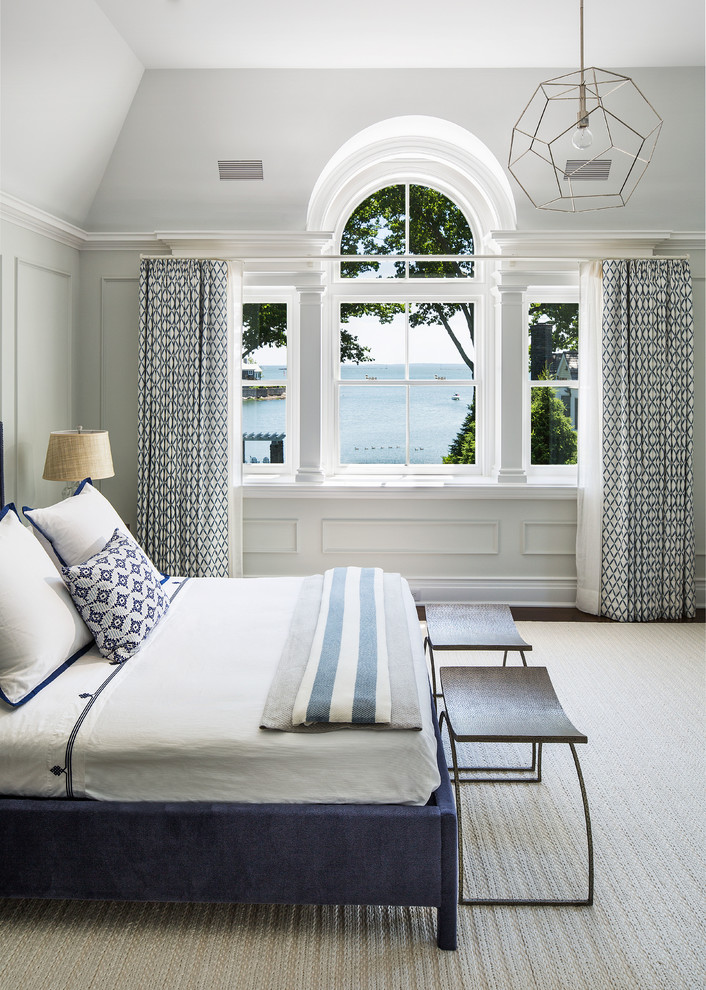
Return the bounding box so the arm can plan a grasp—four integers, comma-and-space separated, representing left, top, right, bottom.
85, 67, 705, 234
69, 243, 705, 607
0, 220, 82, 510
0, 0, 143, 227
76, 249, 142, 529
1, 63, 703, 606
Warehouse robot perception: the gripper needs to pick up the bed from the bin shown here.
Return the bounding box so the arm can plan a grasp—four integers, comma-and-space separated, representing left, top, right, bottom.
0, 460, 458, 950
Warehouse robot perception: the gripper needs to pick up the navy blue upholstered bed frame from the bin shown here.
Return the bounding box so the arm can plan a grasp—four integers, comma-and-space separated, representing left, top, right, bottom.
0, 707, 457, 949
0, 426, 458, 948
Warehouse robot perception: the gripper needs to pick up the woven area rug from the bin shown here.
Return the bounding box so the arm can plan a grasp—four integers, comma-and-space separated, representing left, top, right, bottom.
1, 622, 704, 990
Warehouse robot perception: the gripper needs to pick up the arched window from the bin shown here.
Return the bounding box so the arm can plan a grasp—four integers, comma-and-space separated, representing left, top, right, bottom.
340, 183, 474, 280
332, 182, 481, 473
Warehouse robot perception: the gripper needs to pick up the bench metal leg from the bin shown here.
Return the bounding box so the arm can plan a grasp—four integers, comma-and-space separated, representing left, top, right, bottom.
503, 649, 529, 667
440, 714, 594, 907
424, 637, 443, 705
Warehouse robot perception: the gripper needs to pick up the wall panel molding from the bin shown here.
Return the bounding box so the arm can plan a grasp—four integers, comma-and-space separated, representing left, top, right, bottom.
99, 276, 139, 428
14, 258, 73, 507
522, 520, 577, 555
98, 276, 140, 528
244, 518, 299, 553
322, 518, 498, 555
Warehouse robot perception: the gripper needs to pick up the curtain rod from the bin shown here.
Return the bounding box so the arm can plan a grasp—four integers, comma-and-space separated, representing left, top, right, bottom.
139, 253, 691, 263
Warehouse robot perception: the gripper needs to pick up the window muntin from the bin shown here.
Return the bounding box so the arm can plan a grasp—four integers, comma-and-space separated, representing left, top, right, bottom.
336, 301, 477, 469
527, 302, 579, 468
340, 184, 474, 281
242, 302, 289, 469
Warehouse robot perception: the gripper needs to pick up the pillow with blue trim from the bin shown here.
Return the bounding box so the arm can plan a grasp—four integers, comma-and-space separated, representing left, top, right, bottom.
62, 528, 170, 664
0, 503, 93, 707
24, 479, 134, 569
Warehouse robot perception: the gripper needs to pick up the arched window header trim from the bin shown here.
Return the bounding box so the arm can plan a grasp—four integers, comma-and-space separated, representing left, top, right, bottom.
307, 117, 517, 240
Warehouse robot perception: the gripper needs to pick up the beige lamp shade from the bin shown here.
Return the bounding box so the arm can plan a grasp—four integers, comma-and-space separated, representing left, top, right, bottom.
43, 428, 114, 482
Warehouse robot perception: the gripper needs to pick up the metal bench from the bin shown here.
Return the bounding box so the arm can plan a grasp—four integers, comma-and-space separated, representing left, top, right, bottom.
424, 603, 532, 701
439, 665, 593, 907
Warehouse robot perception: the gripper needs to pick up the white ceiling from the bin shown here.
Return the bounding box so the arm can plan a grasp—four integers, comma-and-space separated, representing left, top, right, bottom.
0, 0, 703, 231
92, 0, 705, 69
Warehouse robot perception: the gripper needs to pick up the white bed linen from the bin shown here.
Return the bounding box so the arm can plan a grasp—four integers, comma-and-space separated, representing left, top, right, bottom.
0, 576, 440, 805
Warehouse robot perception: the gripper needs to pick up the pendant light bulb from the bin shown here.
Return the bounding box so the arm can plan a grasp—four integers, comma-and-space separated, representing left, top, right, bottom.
571, 121, 594, 150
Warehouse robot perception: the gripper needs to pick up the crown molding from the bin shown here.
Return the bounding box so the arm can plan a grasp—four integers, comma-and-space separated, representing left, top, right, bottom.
0, 192, 86, 250
155, 230, 335, 258
2, 193, 702, 263
488, 229, 705, 258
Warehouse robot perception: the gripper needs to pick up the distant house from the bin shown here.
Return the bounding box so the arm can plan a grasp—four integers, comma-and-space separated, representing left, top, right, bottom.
242, 362, 263, 381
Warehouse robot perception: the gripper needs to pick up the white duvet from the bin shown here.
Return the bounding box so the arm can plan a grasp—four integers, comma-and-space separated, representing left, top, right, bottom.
0, 576, 440, 805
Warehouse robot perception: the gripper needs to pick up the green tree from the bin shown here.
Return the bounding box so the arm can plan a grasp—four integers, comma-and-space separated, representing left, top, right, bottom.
242, 303, 287, 361
244, 302, 373, 365
244, 187, 477, 370
531, 373, 577, 465
341, 185, 476, 372
528, 303, 578, 353
443, 398, 476, 464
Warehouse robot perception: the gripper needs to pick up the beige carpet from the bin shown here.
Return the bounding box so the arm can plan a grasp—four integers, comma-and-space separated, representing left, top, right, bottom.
1, 622, 704, 990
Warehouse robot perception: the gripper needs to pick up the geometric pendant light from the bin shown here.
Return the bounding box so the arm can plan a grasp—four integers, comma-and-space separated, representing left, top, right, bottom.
508, 0, 662, 212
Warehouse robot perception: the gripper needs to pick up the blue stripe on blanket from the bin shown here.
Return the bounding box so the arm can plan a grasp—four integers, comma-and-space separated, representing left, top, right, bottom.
305, 567, 347, 723
352, 567, 377, 724
305, 567, 382, 724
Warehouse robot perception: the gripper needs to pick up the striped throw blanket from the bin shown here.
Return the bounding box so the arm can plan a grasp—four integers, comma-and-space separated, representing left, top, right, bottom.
292, 567, 391, 725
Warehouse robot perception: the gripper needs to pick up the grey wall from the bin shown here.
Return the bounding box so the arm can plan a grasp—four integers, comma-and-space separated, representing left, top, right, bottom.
0, 221, 81, 510
85, 67, 704, 233
2, 64, 703, 605
67, 243, 705, 607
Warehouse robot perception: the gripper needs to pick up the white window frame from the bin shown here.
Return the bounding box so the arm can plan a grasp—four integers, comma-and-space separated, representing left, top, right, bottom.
324, 181, 489, 480
241, 287, 299, 478
524, 288, 580, 481
326, 283, 487, 478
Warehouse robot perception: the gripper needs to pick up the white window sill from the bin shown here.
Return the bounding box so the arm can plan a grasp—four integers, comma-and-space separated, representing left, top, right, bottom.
242, 474, 578, 499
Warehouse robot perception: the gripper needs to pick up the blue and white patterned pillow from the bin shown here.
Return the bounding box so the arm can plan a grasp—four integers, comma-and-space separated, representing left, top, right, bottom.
62, 528, 169, 664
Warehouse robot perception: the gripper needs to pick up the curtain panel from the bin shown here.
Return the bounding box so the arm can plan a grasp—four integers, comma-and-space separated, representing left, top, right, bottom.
599, 259, 695, 621
137, 258, 234, 577
575, 262, 605, 614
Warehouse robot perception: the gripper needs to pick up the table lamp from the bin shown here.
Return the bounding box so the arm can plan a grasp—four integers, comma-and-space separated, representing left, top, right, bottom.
42, 426, 114, 498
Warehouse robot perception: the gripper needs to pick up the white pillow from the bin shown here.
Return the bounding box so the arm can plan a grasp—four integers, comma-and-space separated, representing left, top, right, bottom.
0, 504, 93, 707
23, 479, 133, 567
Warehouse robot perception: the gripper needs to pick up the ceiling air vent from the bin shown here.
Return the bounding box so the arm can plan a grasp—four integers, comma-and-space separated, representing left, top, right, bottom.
563, 159, 612, 181
218, 160, 264, 180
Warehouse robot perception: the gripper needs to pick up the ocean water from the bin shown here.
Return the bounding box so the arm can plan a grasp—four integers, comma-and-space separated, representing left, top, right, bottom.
242, 364, 475, 465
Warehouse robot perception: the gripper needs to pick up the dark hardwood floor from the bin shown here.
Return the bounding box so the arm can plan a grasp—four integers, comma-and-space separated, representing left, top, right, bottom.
417, 605, 705, 623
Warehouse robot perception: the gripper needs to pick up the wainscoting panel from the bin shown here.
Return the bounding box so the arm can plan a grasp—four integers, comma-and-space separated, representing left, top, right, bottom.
14, 258, 72, 508
322, 518, 499, 555
99, 276, 139, 530
244, 518, 299, 553
522, 521, 577, 555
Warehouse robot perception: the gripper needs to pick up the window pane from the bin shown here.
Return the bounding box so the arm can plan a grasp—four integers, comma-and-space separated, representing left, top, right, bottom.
409, 303, 475, 380
410, 386, 476, 465
408, 185, 474, 278
242, 303, 287, 372
242, 385, 287, 464
530, 386, 578, 465
341, 184, 405, 280
528, 303, 579, 380
339, 386, 406, 464
340, 303, 405, 375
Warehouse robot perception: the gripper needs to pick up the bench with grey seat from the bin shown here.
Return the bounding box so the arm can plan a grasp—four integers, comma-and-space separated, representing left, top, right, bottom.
424, 603, 532, 700
439, 665, 593, 907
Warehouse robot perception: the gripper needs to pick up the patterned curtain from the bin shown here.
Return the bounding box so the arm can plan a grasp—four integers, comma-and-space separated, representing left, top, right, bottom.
600, 259, 695, 620
137, 259, 233, 577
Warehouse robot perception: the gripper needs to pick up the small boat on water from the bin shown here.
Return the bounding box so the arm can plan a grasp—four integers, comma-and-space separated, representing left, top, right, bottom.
451, 393, 460, 400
